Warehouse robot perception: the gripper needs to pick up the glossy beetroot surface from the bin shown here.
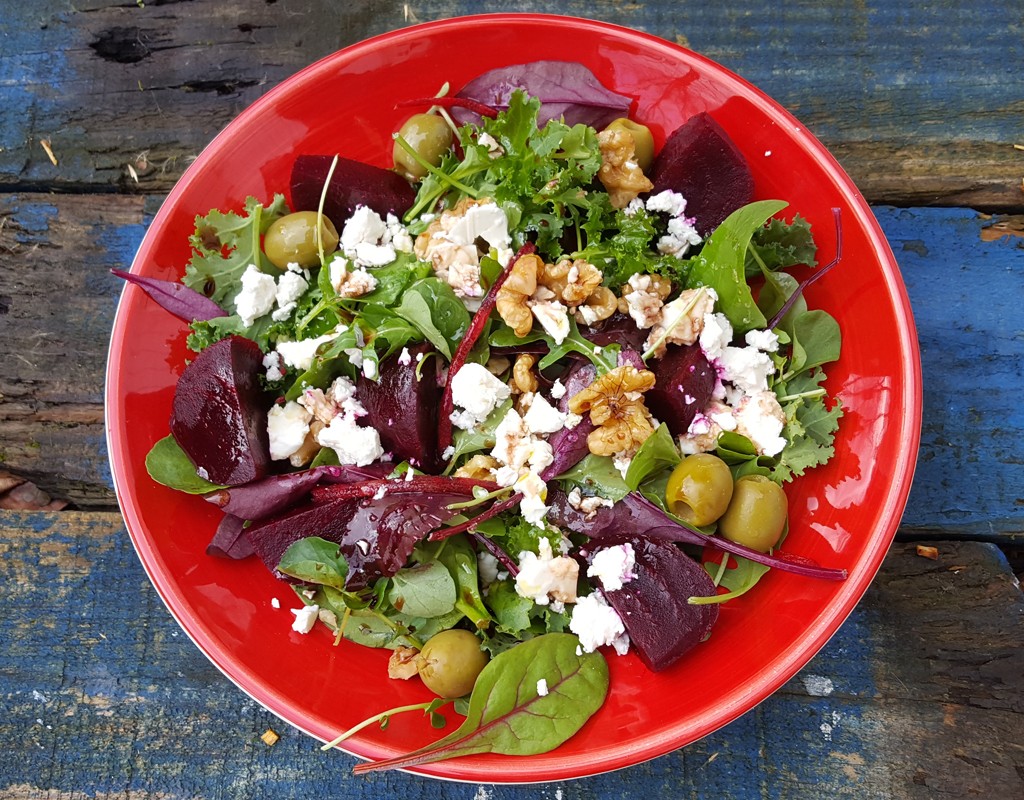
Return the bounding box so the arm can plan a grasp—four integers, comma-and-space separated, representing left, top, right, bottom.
357, 343, 443, 472
602, 537, 720, 672
650, 112, 754, 234
646, 343, 717, 436
290, 155, 416, 223
169, 335, 270, 486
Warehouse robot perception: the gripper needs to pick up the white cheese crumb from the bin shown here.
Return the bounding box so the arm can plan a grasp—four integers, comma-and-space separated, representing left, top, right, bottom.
316, 414, 384, 466
550, 379, 567, 400
290, 604, 319, 634
587, 544, 637, 592
514, 471, 550, 526
272, 268, 309, 322
270, 597, 280, 609
275, 329, 340, 371
267, 400, 312, 461
735, 390, 787, 457
263, 351, 285, 382
398, 347, 412, 366
449, 362, 512, 430
235, 264, 277, 327
536, 678, 549, 697
515, 538, 578, 606
340, 205, 395, 268
523, 394, 566, 435
745, 328, 780, 353
569, 593, 629, 655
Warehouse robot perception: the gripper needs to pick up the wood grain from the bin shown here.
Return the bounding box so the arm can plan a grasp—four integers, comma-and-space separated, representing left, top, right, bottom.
1, 0, 1021, 209
1, 512, 1019, 798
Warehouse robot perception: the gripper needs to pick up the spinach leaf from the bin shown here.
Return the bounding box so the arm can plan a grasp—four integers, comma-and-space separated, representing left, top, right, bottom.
395, 278, 471, 360
433, 536, 494, 630
787, 309, 842, 377
277, 536, 349, 591
145, 435, 227, 494
352, 633, 609, 773
557, 453, 630, 502
694, 552, 771, 604
388, 561, 458, 619
688, 199, 787, 335
624, 423, 680, 490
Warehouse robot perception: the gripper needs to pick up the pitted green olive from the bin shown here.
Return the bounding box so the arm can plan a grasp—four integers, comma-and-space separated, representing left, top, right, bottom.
263, 211, 339, 269
416, 629, 488, 699
665, 453, 734, 526
717, 475, 789, 553
393, 113, 454, 181
602, 118, 655, 173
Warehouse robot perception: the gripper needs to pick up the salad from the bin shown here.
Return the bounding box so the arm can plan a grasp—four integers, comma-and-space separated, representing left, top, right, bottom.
122, 60, 847, 772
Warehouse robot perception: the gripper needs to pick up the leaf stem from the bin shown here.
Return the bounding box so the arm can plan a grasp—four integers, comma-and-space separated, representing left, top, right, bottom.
321, 701, 435, 751
317, 154, 340, 267
393, 134, 481, 197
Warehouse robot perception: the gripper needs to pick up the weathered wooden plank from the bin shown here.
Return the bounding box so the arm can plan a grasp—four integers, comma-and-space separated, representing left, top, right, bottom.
0, 1, 1021, 208
1, 512, 1020, 797
4, 196, 1023, 540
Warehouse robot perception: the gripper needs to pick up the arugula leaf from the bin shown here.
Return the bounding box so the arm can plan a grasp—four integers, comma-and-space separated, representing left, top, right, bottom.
395, 278, 471, 360
688, 199, 787, 335
145, 435, 227, 494
557, 453, 630, 502
352, 633, 609, 773
277, 537, 349, 591
624, 423, 681, 490
183, 194, 288, 311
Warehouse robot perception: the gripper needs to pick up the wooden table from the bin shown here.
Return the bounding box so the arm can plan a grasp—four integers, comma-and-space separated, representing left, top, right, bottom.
2, 1, 1022, 797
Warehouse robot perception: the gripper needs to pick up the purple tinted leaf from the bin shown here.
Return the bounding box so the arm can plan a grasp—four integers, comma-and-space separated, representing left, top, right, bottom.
206, 513, 252, 560
455, 61, 633, 129
112, 268, 228, 322
204, 463, 393, 521
541, 418, 595, 481
600, 537, 719, 671
550, 490, 847, 581
246, 492, 472, 590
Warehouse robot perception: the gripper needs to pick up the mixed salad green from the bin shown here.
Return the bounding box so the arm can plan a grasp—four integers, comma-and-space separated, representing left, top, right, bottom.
134, 64, 846, 771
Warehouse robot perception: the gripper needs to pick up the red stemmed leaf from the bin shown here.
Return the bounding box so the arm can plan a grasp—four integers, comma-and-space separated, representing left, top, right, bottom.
396, 96, 499, 118
311, 475, 497, 504
112, 268, 227, 322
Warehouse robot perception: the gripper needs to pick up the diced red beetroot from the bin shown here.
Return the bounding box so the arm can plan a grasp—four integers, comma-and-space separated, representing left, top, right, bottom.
169, 336, 270, 486
600, 537, 719, 672
290, 155, 416, 222
650, 112, 754, 234
245, 492, 471, 589
357, 343, 443, 472
646, 343, 717, 436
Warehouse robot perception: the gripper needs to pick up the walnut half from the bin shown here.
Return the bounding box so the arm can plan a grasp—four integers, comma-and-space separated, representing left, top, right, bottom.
568, 365, 657, 457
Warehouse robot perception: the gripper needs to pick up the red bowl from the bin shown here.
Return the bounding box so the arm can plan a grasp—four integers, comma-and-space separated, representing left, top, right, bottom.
105, 14, 921, 782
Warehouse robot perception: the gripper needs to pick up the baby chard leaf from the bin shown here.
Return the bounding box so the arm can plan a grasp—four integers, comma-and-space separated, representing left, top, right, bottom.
277, 536, 349, 591
351, 633, 609, 773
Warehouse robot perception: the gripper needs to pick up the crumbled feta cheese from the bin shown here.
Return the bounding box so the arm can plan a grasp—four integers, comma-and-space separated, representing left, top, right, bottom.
272, 268, 309, 322
449, 362, 512, 430
275, 329, 340, 371
645, 189, 687, 217
745, 328, 780, 353
536, 678, 549, 697
658, 213, 702, 257
523, 394, 566, 435
699, 312, 733, 361
567, 486, 614, 519
490, 408, 553, 480
587, 544, 637, 592
529, 294, 570, 345
622, 273, 666, 329
271, 597, 280, 609
263, 351, 285, 382
316, 413, 384, 466
612, 454, 633, 479
291, 604, 319, 634
477, 132, 504, 157
362, 358, 377, 380
550, 379, 567, 400
267, 400, 312, 460
515, 538, 578, 606
398, 347, 412, 366
235, 264, 277, 327
718, 345, 776, 395
340, 206, 395, 267
386, 213, 414, 253
515, 471, 550, 526
477, 551, 500, 587
735, 390, 787, 457
569, 593, 629, 655
330, 258, 379, 297
645, 287, 717, 356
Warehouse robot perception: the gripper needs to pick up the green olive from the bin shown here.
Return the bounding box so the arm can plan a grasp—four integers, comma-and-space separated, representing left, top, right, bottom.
416, 629, 488, 699
263, 211, 339, 269
393, 113, 454, 181
602, 118, 655, 173
717, 475, 789, 553
665, 453, 734, 526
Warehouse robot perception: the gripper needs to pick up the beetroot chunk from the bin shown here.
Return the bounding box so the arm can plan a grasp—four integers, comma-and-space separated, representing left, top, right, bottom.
290, 155, 416, 222
645, 343, 717, 436
357, 343, 443, 473
650, 112, 754, 234
600, 537, 719, 672
169, 335, 270, 486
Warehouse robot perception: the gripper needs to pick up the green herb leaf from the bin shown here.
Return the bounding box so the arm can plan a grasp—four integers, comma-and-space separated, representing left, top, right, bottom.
388, 560, 458, 619
746, 213, 817, 278
277, 536, 349, 591
395, 278, 471, 360
557, 453, 630, 502
352, 633, 609, 773
432, 536, 494, 630
624, 423, 680, 490
145, 435, 227, 494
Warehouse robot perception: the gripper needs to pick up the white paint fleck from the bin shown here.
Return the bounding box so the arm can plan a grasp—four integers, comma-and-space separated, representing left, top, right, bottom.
801, 674, 834, 696
473, 787, 493, 800
31, 690, 49, 703
820, 709, 842, 742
